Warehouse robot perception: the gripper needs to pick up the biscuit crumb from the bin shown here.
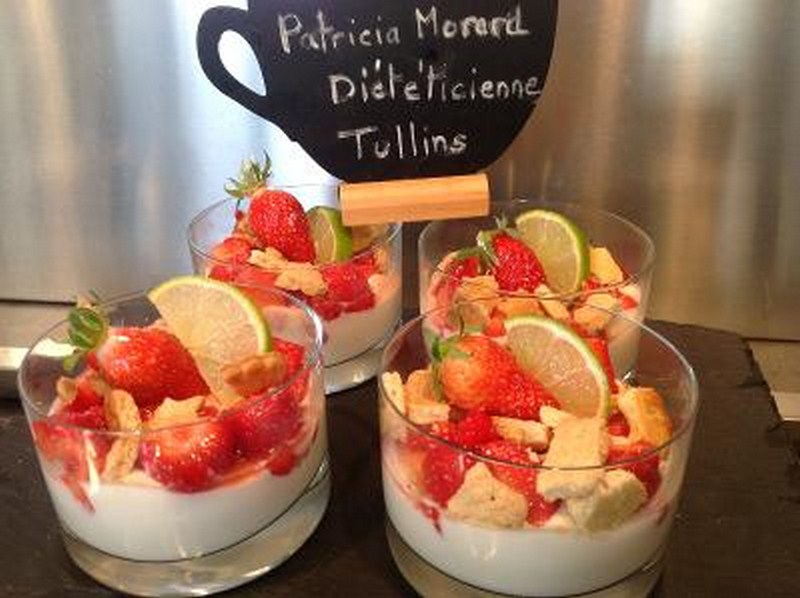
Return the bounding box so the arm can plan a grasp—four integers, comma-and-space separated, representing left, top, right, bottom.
492, 417, 550, 450
617, 387, 672, 446
221, 351, 288, 396
538, 418, 609, 500
566, 469, 646, 531
447, 463, 528, 528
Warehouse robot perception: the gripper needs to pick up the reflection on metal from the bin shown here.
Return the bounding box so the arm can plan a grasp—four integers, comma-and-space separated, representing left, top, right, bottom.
0, 0, 798, 339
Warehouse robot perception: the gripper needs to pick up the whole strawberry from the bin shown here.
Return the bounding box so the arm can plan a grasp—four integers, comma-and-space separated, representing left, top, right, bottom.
491, 233, 544, 292
63, 307, 209, 410
249, 189, 316, 262
438, 335, 553, 419
92, 327, 209, 409
225, 155, 315, 263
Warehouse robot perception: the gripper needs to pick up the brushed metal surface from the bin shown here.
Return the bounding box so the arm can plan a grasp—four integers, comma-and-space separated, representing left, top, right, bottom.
0, 0, 798, 338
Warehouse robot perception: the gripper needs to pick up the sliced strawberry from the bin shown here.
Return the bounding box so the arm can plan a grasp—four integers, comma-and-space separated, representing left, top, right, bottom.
490, 234, 544, 293
483, 314, 506, 338
429, 411, 499, 448
322, 262, 375, 307
484, 372, 558, 421
57, 404, 106, 430
617, 292, 639, 310
308, 294, 343, 321
477, 440, 559, 525
351, 252, 379, 278
226, 391, 302, 461
584, 336, 618, 393
607, 441, 661, 497
140, 421, 236, 492
432, 253, 481, 310
266, 447, 297, 476
210, 236, 254, 265
421, 444, 474, 507
94, 327, 209, 409
248, 189, 315, 262
31, 420, 93, 510
64, 369, 104, 413
607, 411, 630, 437
209, 264, 239, 282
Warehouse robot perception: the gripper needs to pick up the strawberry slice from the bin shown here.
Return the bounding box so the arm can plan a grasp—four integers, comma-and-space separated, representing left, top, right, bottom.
226, 391, 302, 462
477, 440, 559, 526
93, 327, 209, 409
31, 420, 94, 510
484, 372, 558, 421
421, 444, 475, 507
429, 411, 499, 448
210, 236, 254, 265
584, 336, 618, 393
607, 411, 630, 437
432, 253, 481, 309
490, 234, 544, 293
140, 421, 236, 492
607, 441, 661, 497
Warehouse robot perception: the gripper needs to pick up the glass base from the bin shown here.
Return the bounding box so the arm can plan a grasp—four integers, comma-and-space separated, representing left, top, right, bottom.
385, 519, 664, 598
323, 319, 400, 393
62, 460, 331, 597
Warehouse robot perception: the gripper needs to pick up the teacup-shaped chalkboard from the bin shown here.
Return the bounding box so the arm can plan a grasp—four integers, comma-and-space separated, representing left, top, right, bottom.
197, 1, 558, 182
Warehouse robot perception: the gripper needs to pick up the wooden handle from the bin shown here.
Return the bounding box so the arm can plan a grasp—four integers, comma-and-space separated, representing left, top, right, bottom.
339, 173, 489, 226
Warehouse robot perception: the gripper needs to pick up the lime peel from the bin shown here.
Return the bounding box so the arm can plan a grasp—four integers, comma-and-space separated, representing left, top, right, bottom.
515, 209, 590, 294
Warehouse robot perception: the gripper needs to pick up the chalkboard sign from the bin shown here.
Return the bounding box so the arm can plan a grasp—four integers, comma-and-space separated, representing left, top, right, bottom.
197, 1, 558, 182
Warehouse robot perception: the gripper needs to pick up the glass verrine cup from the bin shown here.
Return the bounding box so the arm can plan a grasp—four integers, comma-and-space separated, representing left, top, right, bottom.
379, 298, 698, 597
189, 186, 403, 393
419, 199, 655, 373
18, 286, 329, 597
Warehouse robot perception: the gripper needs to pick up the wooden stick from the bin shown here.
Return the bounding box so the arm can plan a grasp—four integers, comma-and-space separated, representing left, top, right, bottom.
339, 173, 489, 226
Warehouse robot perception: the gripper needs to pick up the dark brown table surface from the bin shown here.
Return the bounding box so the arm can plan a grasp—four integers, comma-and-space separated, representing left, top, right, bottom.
1, 318, 799, 597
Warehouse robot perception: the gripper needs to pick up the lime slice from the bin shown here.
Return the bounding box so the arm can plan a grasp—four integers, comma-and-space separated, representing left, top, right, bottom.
307, 206, 353, 263
515, 209, 589, 293
475, 229, 500, 262
350, 223, 388, 253
147, 276, 271, 395
505, 315, 610, 418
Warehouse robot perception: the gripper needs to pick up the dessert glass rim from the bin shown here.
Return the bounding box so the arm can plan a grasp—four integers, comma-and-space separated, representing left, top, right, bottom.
421, 197, 656, 298
379, 300, 698, 472
187, 194, 402, 268
17, 285, 324, 436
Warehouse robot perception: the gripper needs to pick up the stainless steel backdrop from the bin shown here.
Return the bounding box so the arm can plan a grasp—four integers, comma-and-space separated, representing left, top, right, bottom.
0, 0, 798, 338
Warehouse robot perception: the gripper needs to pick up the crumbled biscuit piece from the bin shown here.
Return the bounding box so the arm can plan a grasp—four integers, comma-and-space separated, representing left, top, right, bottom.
405, 369, 449, 424
147, 396, 206, 430
56, 377, 77, 404
247, 247, 286, 269
619, 284, 641, 304
102, 389, 142, 481
589, 247, 625, 285
566, 469, 646, 531
372, 245, 390, 273
574, 293, 620, 332
539, 406, 574, 429
449, 276, 499, 328
492, 417, 550, 450
535, 284, 570, 320
248, 248, 327, 296
104, 390, 142, 432
617, 387, 672, 447
381, 372, 406, 414
496, 296, 543, 318
275, 267, 326, 297
447, 463, 528, 528
103, 437, 140, 481
221, 351, 288, 397
538, 418, 609, 500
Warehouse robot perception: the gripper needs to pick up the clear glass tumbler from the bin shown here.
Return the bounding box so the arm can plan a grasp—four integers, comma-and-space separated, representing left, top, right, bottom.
189, 186, 402, 392
379, 298, 698, 597
19, 286, 330, 596
419, 199, 655, 374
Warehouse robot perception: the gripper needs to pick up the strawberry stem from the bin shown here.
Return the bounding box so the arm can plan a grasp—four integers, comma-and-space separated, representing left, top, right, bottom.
225, 151, 272, 200
63, 306, 108, 372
